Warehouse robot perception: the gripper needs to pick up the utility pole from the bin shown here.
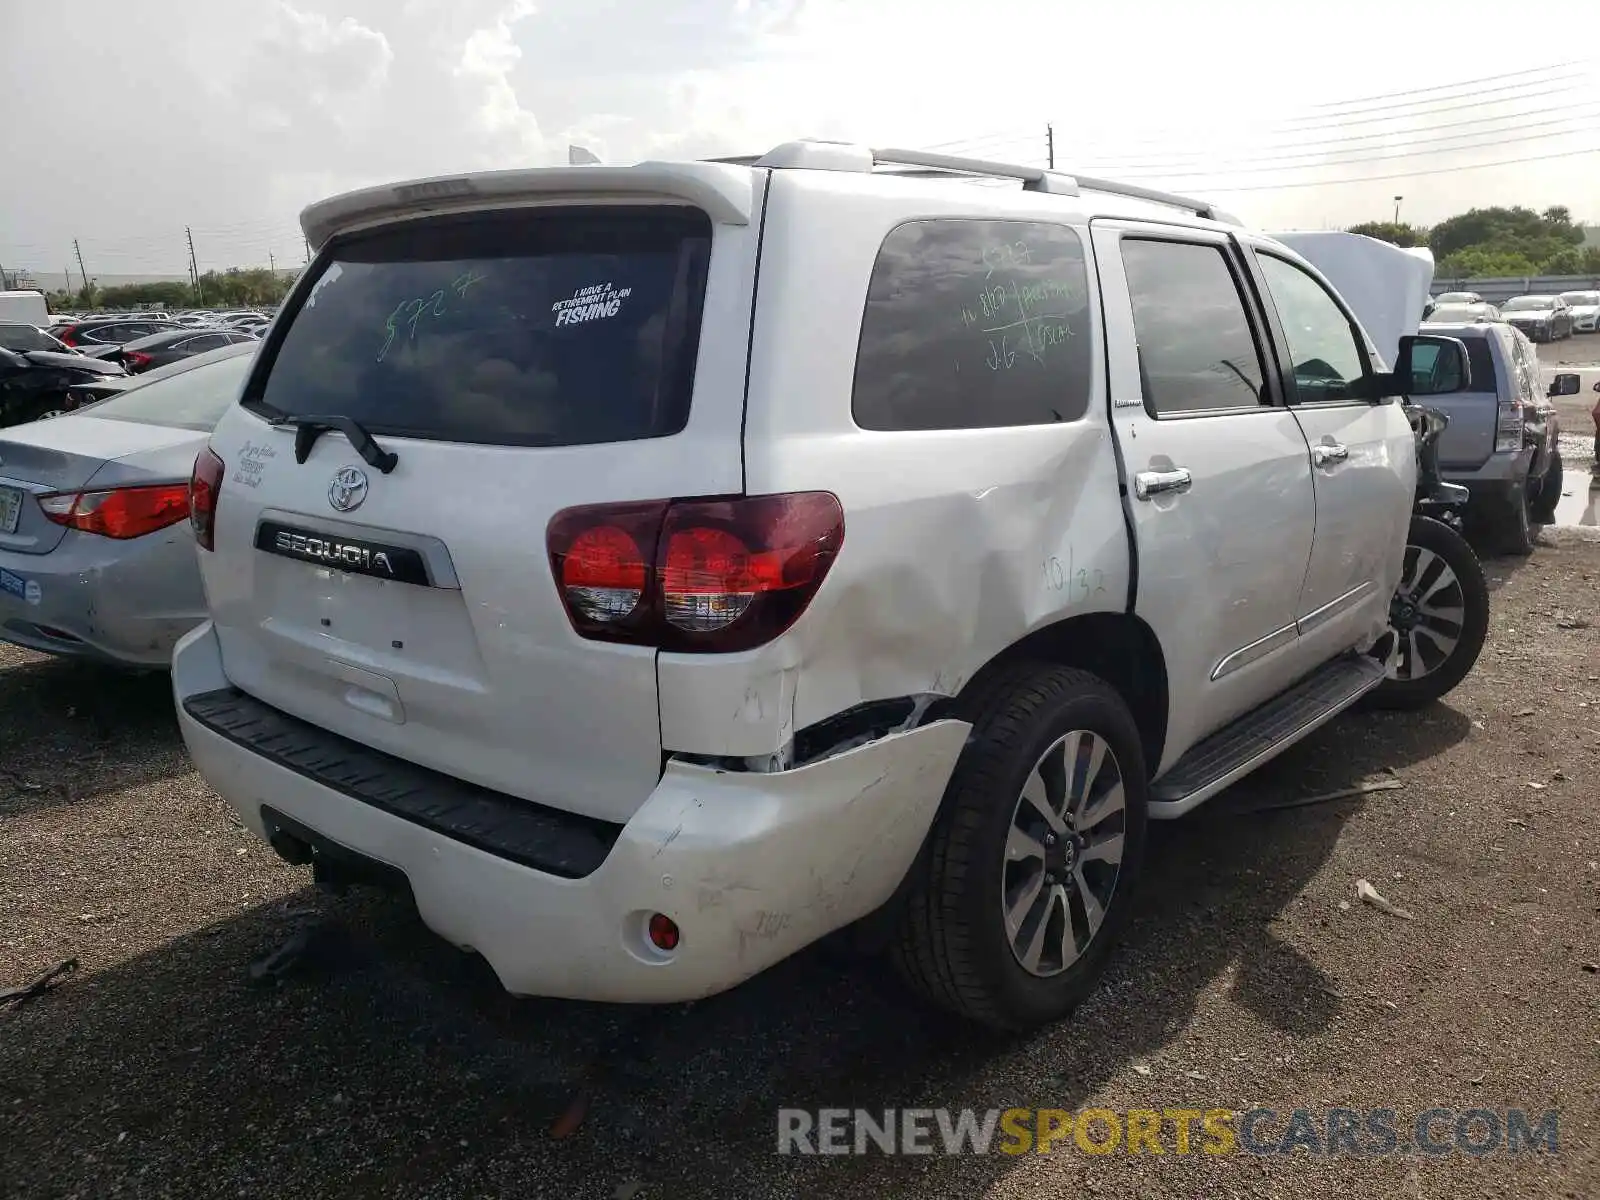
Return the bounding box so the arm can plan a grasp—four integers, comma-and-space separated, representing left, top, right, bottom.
1046, 123, 1055, 170
268, 249, 276, 275
303, 236, 311, 265
186, 226, 203, 304
1393, 195, 1403, 224
73, 239, 88, 293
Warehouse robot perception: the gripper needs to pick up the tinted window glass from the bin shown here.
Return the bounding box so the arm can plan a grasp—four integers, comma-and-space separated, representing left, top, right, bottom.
1256, 254, 1368, 404
86, 352, 252, 432
1120, 239, 1266, 416
249, 208, 712, 447
852, 219, 1093, 431
1476, 336, 1502, 393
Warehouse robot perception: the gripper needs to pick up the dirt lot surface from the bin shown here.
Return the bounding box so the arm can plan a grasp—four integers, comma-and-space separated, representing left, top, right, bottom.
3, 538, 1599, 1199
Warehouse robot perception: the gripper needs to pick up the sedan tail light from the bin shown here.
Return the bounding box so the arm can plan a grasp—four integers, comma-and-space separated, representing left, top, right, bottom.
189, 447, 226, 551
38, 483, 192, 539
123, 350, 154, 371
56, 329, 78, 347
547, 492, 844, 653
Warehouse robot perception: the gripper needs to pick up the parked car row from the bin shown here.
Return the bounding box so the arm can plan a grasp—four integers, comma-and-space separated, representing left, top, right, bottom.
1426, 289, 1599, 342
0, 146, 1496, 1034
0, 313, 269, 427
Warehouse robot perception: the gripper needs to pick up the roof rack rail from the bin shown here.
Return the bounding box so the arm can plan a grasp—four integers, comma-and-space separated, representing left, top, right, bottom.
735, 140, 1241, 225
1066, 172, 1241, 226
868, 147, 1081, 196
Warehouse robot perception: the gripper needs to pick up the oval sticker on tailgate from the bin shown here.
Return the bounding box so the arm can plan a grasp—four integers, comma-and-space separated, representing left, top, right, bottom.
255, 521, 432, 587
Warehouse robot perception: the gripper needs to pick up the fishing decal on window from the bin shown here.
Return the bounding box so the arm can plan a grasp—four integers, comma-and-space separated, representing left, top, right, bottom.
551, 282, 631, 328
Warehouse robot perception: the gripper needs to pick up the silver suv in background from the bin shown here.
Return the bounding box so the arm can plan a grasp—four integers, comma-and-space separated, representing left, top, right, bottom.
1414, 319, 1566, 554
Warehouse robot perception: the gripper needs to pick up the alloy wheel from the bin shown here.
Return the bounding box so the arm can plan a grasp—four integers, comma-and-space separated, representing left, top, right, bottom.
1002, 730, 1127, 978
1377, 544, 1465, 681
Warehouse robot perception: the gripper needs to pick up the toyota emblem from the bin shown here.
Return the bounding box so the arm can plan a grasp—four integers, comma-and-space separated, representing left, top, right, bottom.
328, 465, 369, 513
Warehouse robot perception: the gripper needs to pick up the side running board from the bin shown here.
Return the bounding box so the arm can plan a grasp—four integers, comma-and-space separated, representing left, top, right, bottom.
1149, 654, 1385, 818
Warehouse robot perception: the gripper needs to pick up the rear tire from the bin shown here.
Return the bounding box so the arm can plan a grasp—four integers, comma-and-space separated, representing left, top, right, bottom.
1367, 516, 1489, 710
1529, 450, 1563, 524
892, 663, 1148, 1031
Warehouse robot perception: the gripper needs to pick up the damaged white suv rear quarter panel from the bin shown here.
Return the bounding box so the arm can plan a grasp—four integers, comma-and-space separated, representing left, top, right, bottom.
657, 169, 1130, 760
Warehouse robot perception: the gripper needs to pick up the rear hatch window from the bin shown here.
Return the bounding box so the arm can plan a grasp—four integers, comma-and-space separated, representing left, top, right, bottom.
244, 208, 712, 447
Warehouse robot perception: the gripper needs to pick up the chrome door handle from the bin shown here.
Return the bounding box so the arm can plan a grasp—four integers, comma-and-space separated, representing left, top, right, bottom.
1312, 443, 1349, 467
1133, 468, 1193, 501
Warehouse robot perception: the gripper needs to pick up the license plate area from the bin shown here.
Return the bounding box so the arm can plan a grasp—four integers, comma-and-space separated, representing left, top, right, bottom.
0, 486, 22, 535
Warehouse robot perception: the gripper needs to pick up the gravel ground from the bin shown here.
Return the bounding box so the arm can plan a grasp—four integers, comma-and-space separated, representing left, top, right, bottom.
2, 536, 1598, 1199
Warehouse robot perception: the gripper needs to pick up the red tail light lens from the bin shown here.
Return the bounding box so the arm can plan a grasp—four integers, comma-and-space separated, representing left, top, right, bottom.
189, 447, 226, 551
124, 350, 154, 370
57, 329, 78, 347
38, 483, 193, 539
547, 493, 844, 652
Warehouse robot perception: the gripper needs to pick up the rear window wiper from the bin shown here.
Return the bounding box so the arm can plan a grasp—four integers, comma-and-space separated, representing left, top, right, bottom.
269, 413, 399, 474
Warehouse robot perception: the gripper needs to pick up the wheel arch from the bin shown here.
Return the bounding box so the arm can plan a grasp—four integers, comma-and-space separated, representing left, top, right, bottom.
945, 612, 1169, 775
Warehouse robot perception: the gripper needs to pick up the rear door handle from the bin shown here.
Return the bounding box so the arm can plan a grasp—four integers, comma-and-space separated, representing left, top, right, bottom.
1133, 468, 1193, 500
1312, 443, 1349, 467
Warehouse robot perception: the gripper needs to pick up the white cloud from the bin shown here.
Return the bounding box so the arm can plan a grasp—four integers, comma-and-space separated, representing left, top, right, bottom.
453, 0, 546, 167
0, 0, 1594, 277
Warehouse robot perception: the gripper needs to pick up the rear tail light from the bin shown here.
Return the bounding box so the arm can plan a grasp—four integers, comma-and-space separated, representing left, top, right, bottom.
38, 483, 192, 539
1495, 397, 1524, 453
57, 329, 77, 347
189, 447, 226, 551
547, 492, 844, 653
123, 350, 153, 370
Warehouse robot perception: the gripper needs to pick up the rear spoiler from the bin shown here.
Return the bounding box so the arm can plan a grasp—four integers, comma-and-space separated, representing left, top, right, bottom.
300, 162, 759, 250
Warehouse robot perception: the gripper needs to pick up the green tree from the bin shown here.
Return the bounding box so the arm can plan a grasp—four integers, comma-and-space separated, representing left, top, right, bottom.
1345, 221, 1426, 247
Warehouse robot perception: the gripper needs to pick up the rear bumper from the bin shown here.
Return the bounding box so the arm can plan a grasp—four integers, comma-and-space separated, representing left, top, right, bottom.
1441, 445, 1536, 507
0, 532, 204, 668
172, 621, 969, 1003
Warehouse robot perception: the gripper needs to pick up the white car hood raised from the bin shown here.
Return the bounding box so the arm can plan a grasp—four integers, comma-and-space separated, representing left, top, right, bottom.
1266, 232, 1435, 372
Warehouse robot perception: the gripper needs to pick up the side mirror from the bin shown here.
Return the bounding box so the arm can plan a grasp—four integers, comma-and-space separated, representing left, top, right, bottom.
1547, 373, 1581, 398
1396, 333, 1471, 396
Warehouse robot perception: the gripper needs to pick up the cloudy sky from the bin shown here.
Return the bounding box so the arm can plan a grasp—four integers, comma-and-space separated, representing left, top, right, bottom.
1, 0, 1596, 278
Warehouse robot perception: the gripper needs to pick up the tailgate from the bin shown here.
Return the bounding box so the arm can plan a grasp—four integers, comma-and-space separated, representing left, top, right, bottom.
1427, 391, 1500, 470
200, 200, 757, 824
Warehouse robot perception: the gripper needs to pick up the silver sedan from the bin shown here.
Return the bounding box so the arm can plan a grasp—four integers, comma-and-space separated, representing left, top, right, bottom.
0, 343, 254, 668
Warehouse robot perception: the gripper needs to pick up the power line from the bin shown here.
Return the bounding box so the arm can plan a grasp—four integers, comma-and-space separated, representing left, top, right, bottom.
1081, 100, 1600, 170
1302, 57, 1595, 110
1106, 112, 1600, 180
928, 72, 1590, 166
1191, 143, 1600, 193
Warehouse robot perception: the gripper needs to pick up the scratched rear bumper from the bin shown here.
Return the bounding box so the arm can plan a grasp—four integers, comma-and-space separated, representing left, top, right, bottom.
176, 620, 969, 1002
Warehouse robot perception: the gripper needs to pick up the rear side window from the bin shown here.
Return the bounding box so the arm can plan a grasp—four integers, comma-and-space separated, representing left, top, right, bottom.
247, 208, 712, 447
852, 219, 1093, 431
1120, 239, 1267, 416
1461, 335, 1497, 393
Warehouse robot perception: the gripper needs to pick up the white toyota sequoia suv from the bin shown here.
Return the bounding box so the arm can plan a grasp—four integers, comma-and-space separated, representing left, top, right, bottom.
174, 141, 1481, 1030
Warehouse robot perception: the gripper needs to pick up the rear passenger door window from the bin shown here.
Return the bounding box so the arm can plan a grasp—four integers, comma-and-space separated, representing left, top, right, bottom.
852, 219, 1094, 430
1255, 255, 1370, 405
1118, 238, 1268, 417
